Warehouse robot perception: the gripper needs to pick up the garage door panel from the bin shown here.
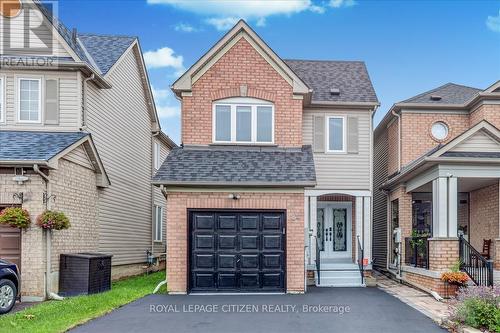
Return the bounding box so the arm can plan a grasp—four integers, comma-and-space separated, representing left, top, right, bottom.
262, 214, 281, 230
240, 273, 259, 289
194, 234, 215, 250
240, 235, 258, 250
240, 254, 259, 269
218, 254, 237, 269
262, 254, 281, 269
0, 225, 21, 270
190, 210, 285, 293
194, 214, 215, 230
240, 215, 259, 230
262, 273, 282, 288
193, 273, 215, 289
263, 234, 281, 250
218, 235, 237, 249
218, 215, 237, 230
218, 273, 238, 289
195, 254, 215, 269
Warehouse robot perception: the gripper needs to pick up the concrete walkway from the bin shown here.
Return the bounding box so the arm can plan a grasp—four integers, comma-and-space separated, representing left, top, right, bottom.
71, 287, 445, 333
375, 271, 452, 324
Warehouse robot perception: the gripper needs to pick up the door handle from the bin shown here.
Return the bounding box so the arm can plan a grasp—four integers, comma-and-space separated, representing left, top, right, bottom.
329, 227, 333, 241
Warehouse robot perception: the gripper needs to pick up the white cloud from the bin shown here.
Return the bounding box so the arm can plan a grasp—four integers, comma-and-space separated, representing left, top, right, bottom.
205, 17, 240, 31
152, 86, 181, 118
174, 22, 198, 32
486, 10, 500, 33
143, 47, 185, 74
329, 0, 356, 8
148, 0, 328, 30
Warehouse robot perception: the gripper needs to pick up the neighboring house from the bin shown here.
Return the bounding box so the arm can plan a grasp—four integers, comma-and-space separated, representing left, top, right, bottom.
373, 82, 500, 293
152, 20, 378, 294
0, 0, 175, 300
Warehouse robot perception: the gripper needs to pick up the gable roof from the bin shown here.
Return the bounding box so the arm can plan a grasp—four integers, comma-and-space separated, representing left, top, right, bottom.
153, 145, 316, 187
285, 60, 379, 104
400, 83, 481, 105
0, 131, 110, 186
77, 34, 136, 74
172, 19, 309, 96
0, 131, 88, 161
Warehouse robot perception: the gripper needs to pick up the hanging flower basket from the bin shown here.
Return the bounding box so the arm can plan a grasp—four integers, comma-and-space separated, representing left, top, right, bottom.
36, 210, 70, 230
0, 207, 31, 229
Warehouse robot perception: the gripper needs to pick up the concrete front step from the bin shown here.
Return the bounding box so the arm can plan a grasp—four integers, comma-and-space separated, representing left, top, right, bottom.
315, 275, 364, 287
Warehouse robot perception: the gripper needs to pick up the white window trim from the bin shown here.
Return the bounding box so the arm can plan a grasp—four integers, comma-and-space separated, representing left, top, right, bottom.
154, 205, 163, 242
154, 141, 161, 170
17, 77, 43, 124
325, 115, 346, 153
212, 98, 275, 144
0, 76, 5, 123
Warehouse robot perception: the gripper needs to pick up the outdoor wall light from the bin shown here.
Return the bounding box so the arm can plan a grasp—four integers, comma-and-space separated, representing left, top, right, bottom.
228, 193, 241, 200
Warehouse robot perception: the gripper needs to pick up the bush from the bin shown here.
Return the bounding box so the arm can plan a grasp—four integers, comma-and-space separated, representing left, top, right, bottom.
0, 207, 31, 229
452, 286, 500, 332
36, 210, 70, 230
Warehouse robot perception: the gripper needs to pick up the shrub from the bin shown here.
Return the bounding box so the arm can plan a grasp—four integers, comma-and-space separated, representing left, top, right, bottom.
441, 271, 469, 286
0, 207, 31, 229
36, 210, 70, 230
451, 286, 500, 332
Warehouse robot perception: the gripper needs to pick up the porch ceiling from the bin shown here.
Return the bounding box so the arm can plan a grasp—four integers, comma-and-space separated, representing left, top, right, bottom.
412, 177, 499, 193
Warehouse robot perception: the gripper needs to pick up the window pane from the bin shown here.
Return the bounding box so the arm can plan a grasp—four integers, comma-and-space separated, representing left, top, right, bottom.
328, 118, 343, 151
20, 80, 30, 90
236, 106, 251, 142
215, 105, 231, 141
156, 207, 162, 241
257, 106, 272, 142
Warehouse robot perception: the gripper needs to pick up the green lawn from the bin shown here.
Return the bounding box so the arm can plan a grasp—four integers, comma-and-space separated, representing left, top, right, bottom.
0, 271, 166, 333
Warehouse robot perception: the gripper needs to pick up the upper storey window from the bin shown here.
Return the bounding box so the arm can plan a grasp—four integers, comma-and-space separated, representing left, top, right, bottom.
213, 97, 274, 144
18, 78, 42, 123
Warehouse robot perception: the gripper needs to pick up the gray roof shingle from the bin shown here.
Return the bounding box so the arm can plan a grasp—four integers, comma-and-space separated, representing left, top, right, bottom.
153, 145, 316, 186
0, 131, 88, 161
401, 83, 481, 105
78, 34, 136, 74
34, 2, 136, 75
284, 60, 379, 103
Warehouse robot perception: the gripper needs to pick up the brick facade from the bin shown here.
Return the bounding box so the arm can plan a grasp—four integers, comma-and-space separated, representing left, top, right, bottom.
166, 191, 305, 293
389, 187, 412, 261
0, 157, 100, 298
400, 113, 469, 167
181, 38, 303, 147
470, 182, 499, 261
470, 104, 500, 129
428, 238, 459, 271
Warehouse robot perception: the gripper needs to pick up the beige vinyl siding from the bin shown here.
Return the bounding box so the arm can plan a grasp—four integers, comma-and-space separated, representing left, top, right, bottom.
0, 70, 80, 130
303, 108, 371, 190
63, 145, 94, 170
86, 48, 153, 266
372, 130, 389, 269
0, 4, 72, 58
152, 138, 170, 255
451, 130, 500, 152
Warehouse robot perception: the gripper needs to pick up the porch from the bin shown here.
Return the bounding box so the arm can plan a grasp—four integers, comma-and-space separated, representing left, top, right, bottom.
389, 165, 499, 292
304, 190, 371, 287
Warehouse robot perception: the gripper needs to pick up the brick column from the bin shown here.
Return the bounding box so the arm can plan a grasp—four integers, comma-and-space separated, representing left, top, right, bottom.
428, 238, 459, 271
495, 239, 500, 270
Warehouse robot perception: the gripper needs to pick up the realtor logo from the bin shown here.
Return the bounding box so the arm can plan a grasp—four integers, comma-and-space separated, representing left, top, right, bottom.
0, 0, 57, 56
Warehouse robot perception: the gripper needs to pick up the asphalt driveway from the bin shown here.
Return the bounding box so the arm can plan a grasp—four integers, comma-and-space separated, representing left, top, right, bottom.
71, 287, 446, 333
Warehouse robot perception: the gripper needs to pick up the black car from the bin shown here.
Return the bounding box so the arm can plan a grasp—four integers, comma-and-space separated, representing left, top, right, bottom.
0, 259, 19, 314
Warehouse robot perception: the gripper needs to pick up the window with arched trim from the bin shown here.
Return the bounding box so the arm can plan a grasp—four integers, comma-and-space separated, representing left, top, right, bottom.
212, 97, 274, 144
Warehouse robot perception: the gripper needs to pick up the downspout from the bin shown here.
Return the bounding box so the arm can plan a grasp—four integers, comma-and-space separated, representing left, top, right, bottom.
391, 110, 402, 170
33, 164, 64, 301
81, 74, 95, 130
151, 132, 160, 257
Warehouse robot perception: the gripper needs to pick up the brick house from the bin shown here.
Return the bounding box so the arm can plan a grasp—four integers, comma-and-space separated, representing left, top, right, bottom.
0, 0, 175, 300
373, 81, 500, 294
153, 20, 379, 293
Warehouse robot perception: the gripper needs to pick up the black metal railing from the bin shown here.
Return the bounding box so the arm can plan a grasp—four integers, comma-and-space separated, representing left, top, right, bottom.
459, 235, 493, 286
404, 236, 429, 269
316, 237, 321, 285
357, 235, 364, 285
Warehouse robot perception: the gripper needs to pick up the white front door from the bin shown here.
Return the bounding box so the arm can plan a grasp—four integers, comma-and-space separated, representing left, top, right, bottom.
317, 202, 352, 259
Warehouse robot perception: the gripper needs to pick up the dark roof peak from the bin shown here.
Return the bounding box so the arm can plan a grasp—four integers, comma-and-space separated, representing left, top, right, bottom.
400, 82, 481, 105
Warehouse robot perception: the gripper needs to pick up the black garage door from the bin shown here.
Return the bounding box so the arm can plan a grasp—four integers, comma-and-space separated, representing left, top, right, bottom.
189, 210, 286, 293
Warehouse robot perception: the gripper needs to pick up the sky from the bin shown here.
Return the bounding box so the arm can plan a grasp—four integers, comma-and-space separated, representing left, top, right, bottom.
56, 0, 500, 144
